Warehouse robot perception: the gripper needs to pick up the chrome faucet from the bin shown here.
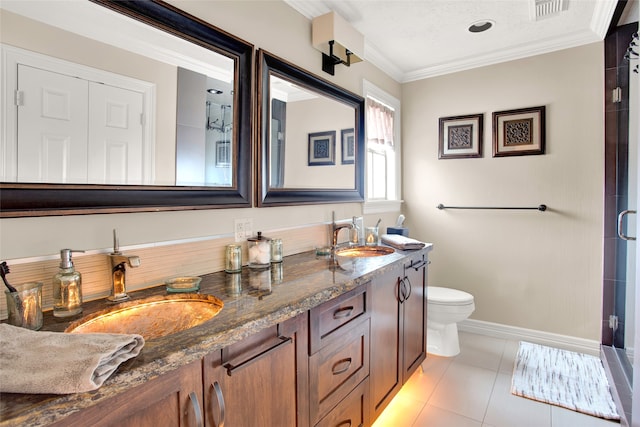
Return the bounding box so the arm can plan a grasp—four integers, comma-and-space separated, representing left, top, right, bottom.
331, 211, 354, 253
332, 223, 354, 248
108, 230, 141, 302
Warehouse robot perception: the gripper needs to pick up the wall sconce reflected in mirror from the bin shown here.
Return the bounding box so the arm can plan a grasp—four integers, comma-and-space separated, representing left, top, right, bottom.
312, 11, 364, 75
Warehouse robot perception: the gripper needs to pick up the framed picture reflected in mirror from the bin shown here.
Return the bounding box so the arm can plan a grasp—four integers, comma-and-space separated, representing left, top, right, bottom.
308, 131, 336, 166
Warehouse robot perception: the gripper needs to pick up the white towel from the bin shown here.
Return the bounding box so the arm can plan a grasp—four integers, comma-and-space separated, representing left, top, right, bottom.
0, 323, 144, 394
381, 234, 426, 250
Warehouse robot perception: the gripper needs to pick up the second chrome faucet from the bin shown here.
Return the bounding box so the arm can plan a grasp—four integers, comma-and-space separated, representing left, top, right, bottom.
108, 230, 141, 302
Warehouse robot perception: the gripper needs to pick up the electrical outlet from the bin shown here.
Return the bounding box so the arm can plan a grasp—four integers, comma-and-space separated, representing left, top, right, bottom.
234, 218, 253, 242
243, 218, 253, 241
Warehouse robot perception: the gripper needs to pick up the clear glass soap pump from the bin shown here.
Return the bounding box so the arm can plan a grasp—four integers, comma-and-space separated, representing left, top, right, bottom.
52, 249, 85, 317
350, 216, 361, 245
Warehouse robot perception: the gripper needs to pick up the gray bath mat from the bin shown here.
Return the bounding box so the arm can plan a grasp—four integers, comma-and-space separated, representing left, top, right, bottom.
511, 341, 619, 420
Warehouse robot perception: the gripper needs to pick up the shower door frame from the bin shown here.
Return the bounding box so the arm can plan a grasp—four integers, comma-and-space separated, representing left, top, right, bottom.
601, 15, 638, 427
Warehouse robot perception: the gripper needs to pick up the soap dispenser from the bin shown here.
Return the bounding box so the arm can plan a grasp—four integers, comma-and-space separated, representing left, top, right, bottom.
52, 249, 84, 317
350, 216, 361, 245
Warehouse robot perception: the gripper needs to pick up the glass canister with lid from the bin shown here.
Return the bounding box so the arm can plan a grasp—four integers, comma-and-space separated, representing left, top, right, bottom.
248, 231, 271, 268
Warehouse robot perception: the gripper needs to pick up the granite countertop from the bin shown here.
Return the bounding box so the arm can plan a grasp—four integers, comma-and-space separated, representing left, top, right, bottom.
0, 245, 432, 426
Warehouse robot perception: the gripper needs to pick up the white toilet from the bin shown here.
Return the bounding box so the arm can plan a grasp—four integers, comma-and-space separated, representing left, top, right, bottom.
427, 286, 475, 357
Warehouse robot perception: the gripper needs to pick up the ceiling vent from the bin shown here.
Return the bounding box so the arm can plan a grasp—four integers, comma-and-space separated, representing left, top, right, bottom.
530, 0, 567, 20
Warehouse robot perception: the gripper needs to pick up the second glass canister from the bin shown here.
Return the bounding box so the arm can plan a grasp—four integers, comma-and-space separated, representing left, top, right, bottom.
225, 244, 242, 273
248, 231, 271, 268
271, 238, 283, 263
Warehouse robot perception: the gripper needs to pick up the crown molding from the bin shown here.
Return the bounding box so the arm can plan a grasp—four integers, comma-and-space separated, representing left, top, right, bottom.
590, 0, 619, 37
284, 0, 617, 83
402, 28, 602, 82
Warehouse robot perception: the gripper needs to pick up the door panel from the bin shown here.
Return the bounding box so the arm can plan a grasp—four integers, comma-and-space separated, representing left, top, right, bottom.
88, 82, 144, 184
17, 64, 88, 183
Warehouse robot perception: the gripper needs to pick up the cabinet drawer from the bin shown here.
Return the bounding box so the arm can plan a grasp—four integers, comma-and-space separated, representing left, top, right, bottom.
309, 283, 371, 353
309, 318, 370, 425
315, 378, 370, 427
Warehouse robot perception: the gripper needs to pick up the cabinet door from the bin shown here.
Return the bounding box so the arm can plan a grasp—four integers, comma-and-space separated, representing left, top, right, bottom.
203, 313, 309, 427
401, 255, 427, 382
369, 268, 402, 420
51, 360, 204, 427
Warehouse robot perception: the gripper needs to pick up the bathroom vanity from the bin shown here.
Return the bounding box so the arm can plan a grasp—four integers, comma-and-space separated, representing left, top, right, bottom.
0, 246, 431, 427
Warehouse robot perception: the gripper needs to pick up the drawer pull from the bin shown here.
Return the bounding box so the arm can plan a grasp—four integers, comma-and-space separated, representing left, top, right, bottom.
333, 306, 354, 319
336, 421, 352, 427
224, 336, 292, 376
397, 277, 405, 303
408, 259, 428, 271
188, 391, 204, 427
332, 357, 352, 375
210, 381, 225, 427
403, 276, 412, 300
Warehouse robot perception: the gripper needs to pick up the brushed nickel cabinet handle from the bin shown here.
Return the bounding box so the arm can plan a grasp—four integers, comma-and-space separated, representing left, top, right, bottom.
396, 277, 405, 303
333, 306, 354, 319
209, 381, 225, 427
224, 336, 292, 376
409, 259, 427, 270
188, 391, 203, 427
332, 357, 353, 375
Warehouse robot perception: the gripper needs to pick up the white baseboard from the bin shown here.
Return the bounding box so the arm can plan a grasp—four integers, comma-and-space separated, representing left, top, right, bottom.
458, 319, 601, 356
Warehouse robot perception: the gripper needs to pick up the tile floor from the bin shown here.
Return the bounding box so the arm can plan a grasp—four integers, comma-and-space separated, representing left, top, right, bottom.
372, 331, 621, 427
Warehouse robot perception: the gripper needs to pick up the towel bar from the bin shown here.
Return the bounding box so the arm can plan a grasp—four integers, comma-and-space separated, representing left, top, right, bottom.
437, 204, 547, 211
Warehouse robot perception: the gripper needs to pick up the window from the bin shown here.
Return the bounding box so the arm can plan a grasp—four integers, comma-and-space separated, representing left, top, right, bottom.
363, 80, 402, 213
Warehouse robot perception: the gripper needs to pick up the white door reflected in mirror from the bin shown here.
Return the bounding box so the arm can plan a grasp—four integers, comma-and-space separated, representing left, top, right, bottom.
1, 1, 235, 188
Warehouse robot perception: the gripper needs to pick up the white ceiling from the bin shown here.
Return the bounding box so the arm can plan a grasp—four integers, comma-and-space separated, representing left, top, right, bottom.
285, 0, 633, 82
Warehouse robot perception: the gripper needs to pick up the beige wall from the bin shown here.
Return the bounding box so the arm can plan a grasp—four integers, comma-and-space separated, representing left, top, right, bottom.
285, 97, 355, 188
0, 1, 400, 260
0, 1, 607, 342
402, 43, 605, 340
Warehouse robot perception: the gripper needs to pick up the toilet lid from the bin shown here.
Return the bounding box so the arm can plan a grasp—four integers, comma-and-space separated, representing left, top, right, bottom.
428, 287, 474, 305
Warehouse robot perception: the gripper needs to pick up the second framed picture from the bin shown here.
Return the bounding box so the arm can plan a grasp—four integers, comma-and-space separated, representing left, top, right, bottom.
341, 128, 355, 164
492, 106, 545, 157
438, 114, 483, 159
308, 131, 336, 166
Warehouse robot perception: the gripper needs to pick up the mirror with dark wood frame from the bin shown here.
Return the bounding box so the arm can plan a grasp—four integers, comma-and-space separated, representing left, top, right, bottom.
256, 50, 365, 207
0, 0, 253, 217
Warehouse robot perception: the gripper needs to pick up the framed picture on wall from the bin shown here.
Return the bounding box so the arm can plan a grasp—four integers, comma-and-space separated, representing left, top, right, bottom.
341, 128, 355, 164
438, 114, 483, 159
492, 106, 545, 157
308, 131, 336, 166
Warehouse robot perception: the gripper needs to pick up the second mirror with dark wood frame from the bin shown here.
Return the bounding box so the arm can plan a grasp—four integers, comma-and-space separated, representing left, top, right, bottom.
256, 50, 365, 207
0, 0, 253, 217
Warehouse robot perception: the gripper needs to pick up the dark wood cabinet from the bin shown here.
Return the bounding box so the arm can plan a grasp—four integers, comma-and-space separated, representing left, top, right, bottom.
309, 284, 371, 426
51, 360, 204, 427
370, 268, 402, 419
401, 254, 428, 381
202, 312, 309, 427
370, 253, 428, 421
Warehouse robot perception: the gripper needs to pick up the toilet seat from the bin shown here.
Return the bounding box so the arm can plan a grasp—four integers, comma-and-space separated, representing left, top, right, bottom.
428, 287, 474, 306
